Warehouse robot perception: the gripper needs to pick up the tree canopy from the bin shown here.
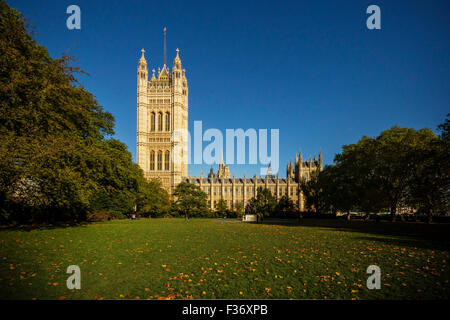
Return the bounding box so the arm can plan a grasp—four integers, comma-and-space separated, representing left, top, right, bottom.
172, 182, 209, 219
300, 124, 449, 221
0, 1, 169, 224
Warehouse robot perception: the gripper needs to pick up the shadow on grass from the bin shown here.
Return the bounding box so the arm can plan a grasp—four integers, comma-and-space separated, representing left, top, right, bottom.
0, 221, 90, 232
256, 218, 450, 251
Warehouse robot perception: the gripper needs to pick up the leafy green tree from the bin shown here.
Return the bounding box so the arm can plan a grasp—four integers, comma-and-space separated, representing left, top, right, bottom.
173, 182, 208, 219
336, 136, 387, 215
371, 127, 435, 219
438, 114, 450, 144
234, 202, 244, 219
247, 187, 277, 219
322, 125, 448, 222
275, 195, 295, 218
319, 164, 357, 219
135, 179, 170, 218
299, 169, 327, 214
0, 1, 169, 224
406, 117, 450, 222
216, 199, 228, 217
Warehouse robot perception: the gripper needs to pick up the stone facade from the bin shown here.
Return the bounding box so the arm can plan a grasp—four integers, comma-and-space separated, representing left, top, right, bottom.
136, 48, 188, 192
184, 154, 322, 211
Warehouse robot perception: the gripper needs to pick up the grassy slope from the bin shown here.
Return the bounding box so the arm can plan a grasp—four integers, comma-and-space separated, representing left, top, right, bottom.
0, 218, 449, 300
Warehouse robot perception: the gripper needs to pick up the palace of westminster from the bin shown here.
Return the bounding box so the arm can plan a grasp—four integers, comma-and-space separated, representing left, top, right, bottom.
136, 36, 322, 212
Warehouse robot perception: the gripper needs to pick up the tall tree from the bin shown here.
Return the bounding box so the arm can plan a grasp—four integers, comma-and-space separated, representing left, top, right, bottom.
300, 169, 326, 214
253, 187, 277, 218
407, 116, 450, 222
216, 199, 228, 217
275, 195, 295, 218
0, 1, 168, 224
173, 182, 208, 219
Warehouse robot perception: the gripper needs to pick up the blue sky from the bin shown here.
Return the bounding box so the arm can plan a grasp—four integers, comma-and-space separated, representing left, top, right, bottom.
8, 0, 450, 177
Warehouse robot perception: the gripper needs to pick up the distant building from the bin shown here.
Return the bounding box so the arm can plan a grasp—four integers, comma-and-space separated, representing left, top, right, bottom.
184, 153, 322, 211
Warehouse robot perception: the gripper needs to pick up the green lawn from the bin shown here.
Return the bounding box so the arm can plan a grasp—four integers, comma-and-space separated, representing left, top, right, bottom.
1, 218, 449, 300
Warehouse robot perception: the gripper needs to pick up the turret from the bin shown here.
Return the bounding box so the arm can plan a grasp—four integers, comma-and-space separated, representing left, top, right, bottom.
172, 48, 183, 87
136, 48, 148, 170
137, 48, 148, 87
208, 167, 214, 179
150, 69, 156, 81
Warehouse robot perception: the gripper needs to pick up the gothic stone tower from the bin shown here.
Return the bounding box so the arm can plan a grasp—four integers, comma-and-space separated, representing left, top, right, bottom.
137, 46, 188, 194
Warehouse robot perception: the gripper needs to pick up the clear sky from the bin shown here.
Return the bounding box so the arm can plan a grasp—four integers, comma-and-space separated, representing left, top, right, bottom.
8, 0, 450, 177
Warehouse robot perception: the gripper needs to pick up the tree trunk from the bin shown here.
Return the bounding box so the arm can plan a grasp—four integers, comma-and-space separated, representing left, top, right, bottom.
427, 209, 433, 224
347, 210, 351, 221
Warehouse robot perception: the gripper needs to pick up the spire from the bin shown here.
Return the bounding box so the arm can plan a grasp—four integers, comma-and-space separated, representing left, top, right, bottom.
150, 69, 156, 81
138, 48, 148, 83
163, 27, 167, 67
139, 48, 147, 67
174, 48, 181, 69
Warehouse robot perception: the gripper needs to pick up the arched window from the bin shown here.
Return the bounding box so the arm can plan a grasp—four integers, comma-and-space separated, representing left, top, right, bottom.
158, 112, 163, 131
157, 151, 163, 170
165, 112, 170, 131
150, 113, 155, 132
150, 151, 155, 170
165, 151, 170, 170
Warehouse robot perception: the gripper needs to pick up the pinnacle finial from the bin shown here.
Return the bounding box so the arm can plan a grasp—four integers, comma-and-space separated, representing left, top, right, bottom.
139, 48, 146, 63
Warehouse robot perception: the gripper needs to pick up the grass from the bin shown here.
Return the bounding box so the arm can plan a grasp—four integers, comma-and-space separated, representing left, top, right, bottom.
0, 218, 449, 300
